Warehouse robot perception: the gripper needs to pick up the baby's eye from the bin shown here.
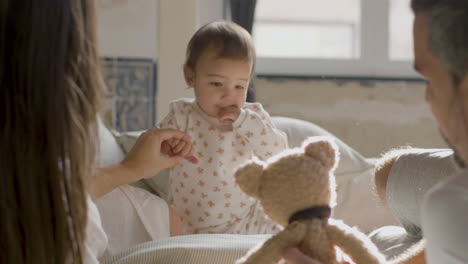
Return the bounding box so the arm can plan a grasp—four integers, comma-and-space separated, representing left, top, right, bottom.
235, 85, 245, 90
210, 82, 222, 87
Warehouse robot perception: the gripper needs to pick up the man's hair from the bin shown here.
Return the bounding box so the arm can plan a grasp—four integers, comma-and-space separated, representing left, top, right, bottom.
411, 0, 468, 83
184, 21, 256, 74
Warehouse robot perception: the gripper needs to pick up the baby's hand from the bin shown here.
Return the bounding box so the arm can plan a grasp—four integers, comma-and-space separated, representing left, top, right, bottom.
163, 138, 198, 164
218, 105, 240, 123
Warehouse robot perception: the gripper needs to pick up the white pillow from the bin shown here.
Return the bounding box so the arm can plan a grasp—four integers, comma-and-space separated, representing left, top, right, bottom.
271, 116, 374, 177
96, 118, 161, 200
97, 117, 125, 167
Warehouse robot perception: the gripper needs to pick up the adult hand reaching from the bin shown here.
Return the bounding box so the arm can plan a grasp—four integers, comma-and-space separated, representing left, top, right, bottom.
164, 137, 199, 165
91, 127, 197, 199
122, 126, 198, 180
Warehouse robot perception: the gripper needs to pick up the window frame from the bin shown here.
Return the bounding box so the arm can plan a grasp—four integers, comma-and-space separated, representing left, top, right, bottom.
254, 0, 420, 79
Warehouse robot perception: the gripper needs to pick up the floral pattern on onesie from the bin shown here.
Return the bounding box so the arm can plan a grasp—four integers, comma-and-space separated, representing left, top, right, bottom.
158, 98, 288, 234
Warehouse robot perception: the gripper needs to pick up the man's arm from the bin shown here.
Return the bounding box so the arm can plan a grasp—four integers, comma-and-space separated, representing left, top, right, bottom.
374, 148, 411, 204
390, 241, 426, 264
397, 251, 426, 264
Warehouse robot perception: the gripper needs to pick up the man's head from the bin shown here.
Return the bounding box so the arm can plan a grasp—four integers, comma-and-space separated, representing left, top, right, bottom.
412, 0, 468, 165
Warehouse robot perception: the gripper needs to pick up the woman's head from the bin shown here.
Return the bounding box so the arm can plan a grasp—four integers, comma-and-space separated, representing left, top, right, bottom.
184, 21, 255, 117
0, 0, 104, 263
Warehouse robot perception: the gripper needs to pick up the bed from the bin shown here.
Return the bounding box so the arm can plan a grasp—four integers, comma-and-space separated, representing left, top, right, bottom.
95, 116, 398, 263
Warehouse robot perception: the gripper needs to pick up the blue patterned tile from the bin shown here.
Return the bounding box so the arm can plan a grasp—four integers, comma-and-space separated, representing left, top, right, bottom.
102, 57, 157, 132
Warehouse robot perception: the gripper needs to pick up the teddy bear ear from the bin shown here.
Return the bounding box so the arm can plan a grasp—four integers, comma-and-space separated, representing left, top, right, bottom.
234, 159, 264, 199
303, 136, 339, 171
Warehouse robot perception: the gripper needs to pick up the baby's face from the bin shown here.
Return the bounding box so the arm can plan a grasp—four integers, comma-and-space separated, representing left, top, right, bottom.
185, 50, 252, 119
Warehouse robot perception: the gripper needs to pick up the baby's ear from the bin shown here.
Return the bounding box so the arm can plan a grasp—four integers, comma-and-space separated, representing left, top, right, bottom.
183, 65, 195, 88
303, 136, 339, 171
234, 159, 264, 199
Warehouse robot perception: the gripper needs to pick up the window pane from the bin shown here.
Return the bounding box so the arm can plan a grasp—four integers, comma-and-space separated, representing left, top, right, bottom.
389, 0, 414, 60
254, 0, 360, 59
255, 23, 355, 58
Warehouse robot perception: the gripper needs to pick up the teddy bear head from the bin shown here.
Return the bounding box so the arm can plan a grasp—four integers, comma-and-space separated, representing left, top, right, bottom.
234, 136, 339, 227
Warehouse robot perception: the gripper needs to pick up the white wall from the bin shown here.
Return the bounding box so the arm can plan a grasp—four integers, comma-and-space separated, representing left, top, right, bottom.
256, 78, 446, 157
156, 0, 225, 121
156, 0, 198, 121
97, 0, 225, 121
198, 0, 225, 26
97, 0, 159, 59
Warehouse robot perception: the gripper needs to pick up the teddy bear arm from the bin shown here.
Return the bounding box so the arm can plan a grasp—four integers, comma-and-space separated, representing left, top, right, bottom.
236, 235, 288, 264
237, 222, 307, 264
326, 221, 387, 264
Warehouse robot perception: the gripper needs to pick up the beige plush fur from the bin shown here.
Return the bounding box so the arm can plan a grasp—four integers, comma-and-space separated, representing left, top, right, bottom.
234, 137, 387, 264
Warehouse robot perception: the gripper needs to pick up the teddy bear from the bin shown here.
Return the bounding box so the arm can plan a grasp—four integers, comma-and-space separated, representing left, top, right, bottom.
234, 136, 387, 264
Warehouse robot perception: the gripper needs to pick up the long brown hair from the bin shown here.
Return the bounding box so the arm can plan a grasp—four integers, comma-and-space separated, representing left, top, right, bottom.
0, 0, 104, 263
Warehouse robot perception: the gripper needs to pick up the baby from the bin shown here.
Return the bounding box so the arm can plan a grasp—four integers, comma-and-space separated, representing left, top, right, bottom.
158, 21, 288, 235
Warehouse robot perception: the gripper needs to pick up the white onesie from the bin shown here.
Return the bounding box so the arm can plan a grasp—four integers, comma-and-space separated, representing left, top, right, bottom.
158, 98, 288, 234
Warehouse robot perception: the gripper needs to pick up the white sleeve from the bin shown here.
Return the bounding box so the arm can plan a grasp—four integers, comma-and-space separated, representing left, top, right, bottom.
157, 102, 181, 130
94, 185, 170, 257
387, 149, 456, 235
84, 196, 108, 264
421, 172, 468, 264
233, 103, 288, 160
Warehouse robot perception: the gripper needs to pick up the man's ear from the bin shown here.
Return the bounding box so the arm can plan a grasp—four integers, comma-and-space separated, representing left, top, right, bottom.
183, 65, 195, 88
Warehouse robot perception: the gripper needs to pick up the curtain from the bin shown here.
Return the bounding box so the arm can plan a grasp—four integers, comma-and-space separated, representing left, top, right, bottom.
229, 0, 257, 34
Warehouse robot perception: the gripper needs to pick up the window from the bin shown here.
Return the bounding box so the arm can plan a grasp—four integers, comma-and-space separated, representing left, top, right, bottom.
389, 0, 414, 61
253, 0, 418, 78
255, 0, 360, 59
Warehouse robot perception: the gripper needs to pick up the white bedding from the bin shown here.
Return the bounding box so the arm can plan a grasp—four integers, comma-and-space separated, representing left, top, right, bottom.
100, 234, 269, 264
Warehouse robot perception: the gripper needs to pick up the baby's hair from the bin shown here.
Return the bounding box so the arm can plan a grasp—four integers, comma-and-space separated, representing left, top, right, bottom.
185, 21, 256, 74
